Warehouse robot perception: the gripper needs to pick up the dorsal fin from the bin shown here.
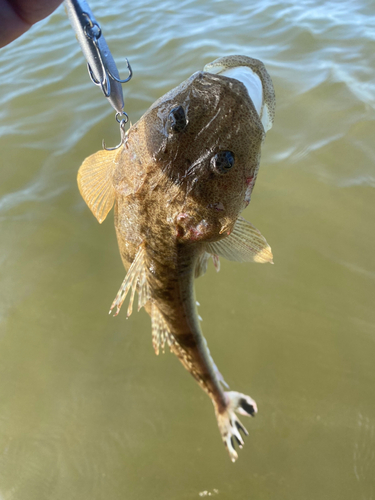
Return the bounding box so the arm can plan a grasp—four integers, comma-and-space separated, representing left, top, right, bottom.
206, 217, 273, 264
151, 304, 176, 355
77, 148, 119, 223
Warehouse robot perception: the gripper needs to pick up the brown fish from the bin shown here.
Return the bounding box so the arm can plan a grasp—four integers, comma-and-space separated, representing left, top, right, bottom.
77, 55, 275, 462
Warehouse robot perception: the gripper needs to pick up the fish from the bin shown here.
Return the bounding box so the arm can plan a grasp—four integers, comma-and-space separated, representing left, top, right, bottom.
77, 55, 275, 462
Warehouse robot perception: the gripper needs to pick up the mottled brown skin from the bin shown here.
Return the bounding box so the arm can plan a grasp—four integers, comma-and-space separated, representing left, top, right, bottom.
113, 70, 264, 412
78, 57, 274, 460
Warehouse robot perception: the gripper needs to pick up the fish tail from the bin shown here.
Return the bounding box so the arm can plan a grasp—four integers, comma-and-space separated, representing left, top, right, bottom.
151, 302, 257, 462
215, 391, 258, 462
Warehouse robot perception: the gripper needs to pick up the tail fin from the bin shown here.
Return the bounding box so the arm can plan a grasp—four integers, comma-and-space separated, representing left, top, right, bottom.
215, 391, 257, 462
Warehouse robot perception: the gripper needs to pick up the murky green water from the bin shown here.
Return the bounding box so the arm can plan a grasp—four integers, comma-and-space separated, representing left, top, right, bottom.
1, 0, 375, 498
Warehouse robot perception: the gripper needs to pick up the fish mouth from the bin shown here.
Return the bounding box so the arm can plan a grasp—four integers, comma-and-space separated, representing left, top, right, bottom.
203, 56, 273, 132
205, 65, 263, 116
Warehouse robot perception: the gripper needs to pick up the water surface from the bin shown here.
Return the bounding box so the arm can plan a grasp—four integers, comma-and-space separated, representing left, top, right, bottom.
0, 0, 375, 499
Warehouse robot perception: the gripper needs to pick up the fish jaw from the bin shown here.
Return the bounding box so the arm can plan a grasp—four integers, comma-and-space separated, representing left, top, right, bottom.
204, 55, 275, 133
205, 65, 263, 117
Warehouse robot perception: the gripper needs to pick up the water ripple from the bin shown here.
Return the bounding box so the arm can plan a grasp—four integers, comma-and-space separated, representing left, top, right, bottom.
0, 1, 375, 498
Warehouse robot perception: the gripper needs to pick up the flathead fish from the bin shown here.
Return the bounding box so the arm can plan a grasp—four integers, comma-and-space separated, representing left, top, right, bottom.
78, 55, 275, 462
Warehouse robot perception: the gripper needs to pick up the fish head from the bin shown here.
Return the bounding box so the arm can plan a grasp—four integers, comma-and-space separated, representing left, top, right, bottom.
134, 55, 275, 242
76, 56, 275, 245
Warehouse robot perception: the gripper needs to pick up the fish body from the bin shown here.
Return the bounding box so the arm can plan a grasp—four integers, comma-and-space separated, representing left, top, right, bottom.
77, 55, 275, 461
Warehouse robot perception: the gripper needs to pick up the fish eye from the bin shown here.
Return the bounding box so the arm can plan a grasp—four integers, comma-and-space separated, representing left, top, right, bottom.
168, 106, 187, 133
211, 150, 235, 174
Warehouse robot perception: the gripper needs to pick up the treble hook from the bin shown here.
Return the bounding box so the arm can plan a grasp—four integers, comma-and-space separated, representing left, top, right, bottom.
88, 56, 133, 99
102, 112, 129, 151
81, 12, 110, 97
65, 0, 132, 115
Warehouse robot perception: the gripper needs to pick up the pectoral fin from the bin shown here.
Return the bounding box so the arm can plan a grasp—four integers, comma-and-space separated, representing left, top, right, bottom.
77, 149, 119, 223
109, 243, 151, 317
206, 217, 273, 264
